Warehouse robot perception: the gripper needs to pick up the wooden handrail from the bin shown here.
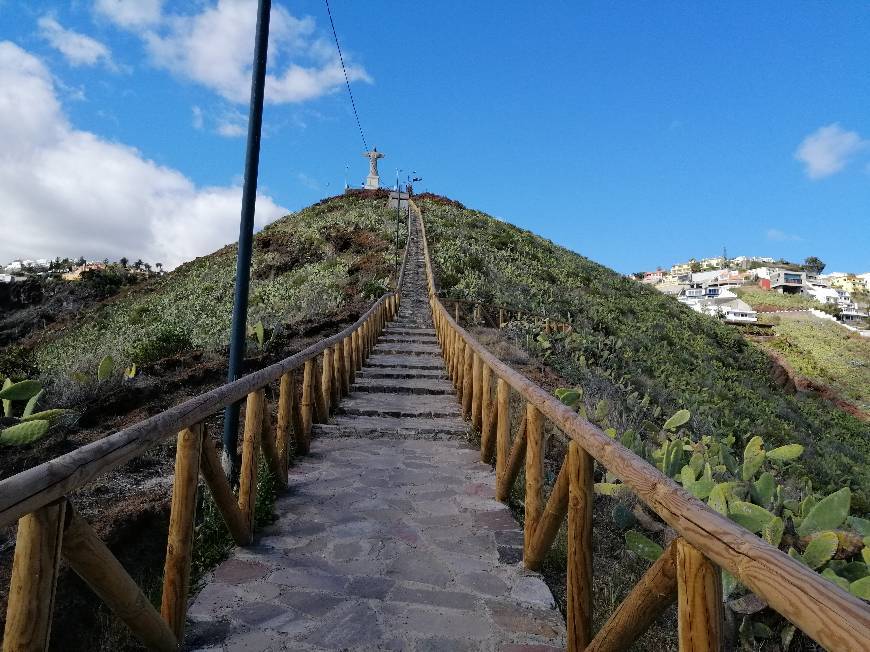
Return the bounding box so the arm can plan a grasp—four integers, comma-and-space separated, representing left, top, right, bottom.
0, 290, 395, 530
413, 198, 870, 652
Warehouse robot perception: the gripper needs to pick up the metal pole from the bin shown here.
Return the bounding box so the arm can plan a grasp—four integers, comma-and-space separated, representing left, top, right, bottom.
222, 0, 272, 478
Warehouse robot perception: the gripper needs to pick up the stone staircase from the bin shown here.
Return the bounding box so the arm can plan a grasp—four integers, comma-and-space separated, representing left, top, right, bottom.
312, 217, 467, 441
186, 211, 566, 651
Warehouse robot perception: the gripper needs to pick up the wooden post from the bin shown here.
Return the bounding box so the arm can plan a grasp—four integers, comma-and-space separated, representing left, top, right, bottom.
321, 348, 333, 416
238, 390, 262, 532
524, 404, 544, 559
496, 417, 527, 502
289, 371, 305, 455
200, 436, 251, 545
499, 308, 506, 327
586, 540, 677, 652
161, 423, 203, 639
450, 332, 459, 385
495, 379, 510, 484
62, 505, 178, 652
567, 440, 594, 650
353, 329, 362, 371
676, 539, 724, 652
304, 358, 319, 432
480, 364, 495, 462
454, 301, 460, 324
343, 336, 352, 391
456, 340, 466, 396
258, 397, 285, 488
471, 352, 482, 430
332, 341, 343, 403
2, 500, 66, 652
276, 373, 293, 473
525, 457, 569, 570
462, 344, 473, 419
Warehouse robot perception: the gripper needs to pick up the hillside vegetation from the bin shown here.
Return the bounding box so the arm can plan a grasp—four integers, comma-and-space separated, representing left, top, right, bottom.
758, 314, 870, 413
5, 191, 401, 380
420, 196, 870, 512
734, 285, 818, 311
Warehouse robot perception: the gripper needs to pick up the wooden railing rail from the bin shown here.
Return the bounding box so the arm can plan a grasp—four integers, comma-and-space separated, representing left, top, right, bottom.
413, 199, 870, 652
1, 230, 409, 650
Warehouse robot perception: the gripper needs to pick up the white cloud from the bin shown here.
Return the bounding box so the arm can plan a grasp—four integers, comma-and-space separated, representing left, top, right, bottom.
114, 0, 370, 104
766, 228, 802, 242
0, 41, 287, 270
94, 0, 164, 28
216, 108, 247, 137
191, 105, 204, 130
795, 123, 868, 179
38, 15, 114, 69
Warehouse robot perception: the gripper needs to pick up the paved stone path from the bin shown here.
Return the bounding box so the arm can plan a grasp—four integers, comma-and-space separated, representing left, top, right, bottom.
186, 213, 566, 651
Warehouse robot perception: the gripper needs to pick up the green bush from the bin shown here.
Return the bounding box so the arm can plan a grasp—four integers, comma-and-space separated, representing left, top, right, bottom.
128, 325, 193, 365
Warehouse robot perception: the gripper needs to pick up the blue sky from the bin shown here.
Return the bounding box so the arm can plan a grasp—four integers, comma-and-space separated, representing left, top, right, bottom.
1, 1, 868, 273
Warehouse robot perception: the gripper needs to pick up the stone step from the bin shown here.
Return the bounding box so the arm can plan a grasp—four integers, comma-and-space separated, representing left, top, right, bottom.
336, 393, 462, 419
364, 355, 445, 370
378, 335, 439, 345
383, 327, 436, 336
372, 343, 442, 356
312, 416, 467, 439
358, 368, 447, 379
351, 377, 454, 395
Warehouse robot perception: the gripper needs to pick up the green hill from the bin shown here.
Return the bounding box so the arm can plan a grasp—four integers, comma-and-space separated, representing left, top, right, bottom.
5, 191, 402, 378
3, 189, 867, 509
419, 195, 869, 511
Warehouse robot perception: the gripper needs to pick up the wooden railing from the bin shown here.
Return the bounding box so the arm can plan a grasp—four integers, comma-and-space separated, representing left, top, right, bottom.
415, 200, 870, 652
0, 242, 409, 649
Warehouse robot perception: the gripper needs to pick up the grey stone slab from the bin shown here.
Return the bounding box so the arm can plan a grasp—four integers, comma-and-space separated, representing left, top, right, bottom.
338, 392, 462, 418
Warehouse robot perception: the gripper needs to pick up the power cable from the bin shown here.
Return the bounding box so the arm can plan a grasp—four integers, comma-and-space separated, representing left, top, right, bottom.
324, 0, 369, 151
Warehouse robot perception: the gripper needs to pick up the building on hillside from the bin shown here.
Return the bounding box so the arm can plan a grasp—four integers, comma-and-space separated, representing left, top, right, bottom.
677, 284, 757, 322
731, 255, 775, 268
720, 298, 758, 323
671, 260, 694, 275
656, 282, 686, 296
642, 270, 665, 284
61, 262, 107, 281
700, 256, 726, 269
768, 269, 806, 294
830, 275, 868, 295
0, 274, 12, 283
840, 307, 869, 324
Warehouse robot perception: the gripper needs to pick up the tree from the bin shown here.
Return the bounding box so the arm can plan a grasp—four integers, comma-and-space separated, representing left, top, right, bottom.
803, 256, 826, 275
155, 262, 163, 273
120, 257, 129, 268
690, 261, 702, 273
76, 256, 86, 267
133, 259, 144, 270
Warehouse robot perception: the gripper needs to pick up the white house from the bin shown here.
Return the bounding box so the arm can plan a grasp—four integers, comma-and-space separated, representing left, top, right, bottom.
678, 285, 757, 323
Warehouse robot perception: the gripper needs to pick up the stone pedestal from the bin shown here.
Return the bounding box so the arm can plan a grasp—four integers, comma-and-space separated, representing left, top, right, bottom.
365, 175, 380, 189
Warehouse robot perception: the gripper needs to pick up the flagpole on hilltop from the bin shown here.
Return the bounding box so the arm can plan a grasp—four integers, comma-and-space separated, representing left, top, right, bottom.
222, 0, 272, 479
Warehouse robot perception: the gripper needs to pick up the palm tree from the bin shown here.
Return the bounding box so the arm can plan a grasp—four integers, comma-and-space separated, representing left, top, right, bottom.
155, 262, 163, 273
133, 259, 144, 270
120, 257, 129, 268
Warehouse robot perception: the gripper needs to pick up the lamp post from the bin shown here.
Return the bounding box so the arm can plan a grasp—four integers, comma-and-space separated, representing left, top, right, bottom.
222, 0, 272, 478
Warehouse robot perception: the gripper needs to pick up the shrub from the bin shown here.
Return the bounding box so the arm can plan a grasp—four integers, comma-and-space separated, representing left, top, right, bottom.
129, 325, 193, 365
